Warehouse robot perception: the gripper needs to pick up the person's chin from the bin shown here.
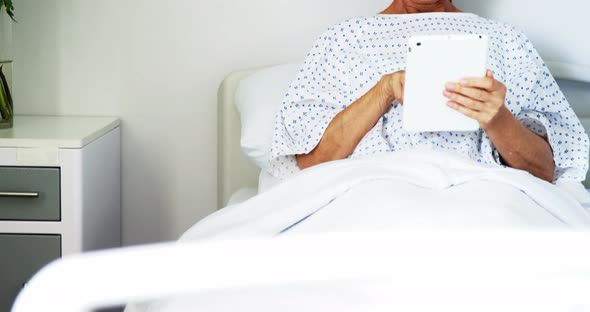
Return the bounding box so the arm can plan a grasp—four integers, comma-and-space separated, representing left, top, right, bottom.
411, 0, 445, 4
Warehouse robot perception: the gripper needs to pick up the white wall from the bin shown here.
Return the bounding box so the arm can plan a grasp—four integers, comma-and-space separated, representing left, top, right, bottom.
13, 0, 391, 244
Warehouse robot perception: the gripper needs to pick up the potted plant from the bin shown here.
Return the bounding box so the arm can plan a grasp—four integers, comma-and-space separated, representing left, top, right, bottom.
0, 0, 15, 129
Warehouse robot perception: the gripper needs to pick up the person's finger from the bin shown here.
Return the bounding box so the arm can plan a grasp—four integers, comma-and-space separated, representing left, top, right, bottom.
458, 76, 496, 91
445, 83, 489, 102
443, 90, 484, 112
447, 101, 478, 120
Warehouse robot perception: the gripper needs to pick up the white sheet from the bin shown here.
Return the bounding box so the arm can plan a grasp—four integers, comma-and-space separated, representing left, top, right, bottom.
129, 149, 590, 312
257, 170, 282, 193
227, 187, 257, 206
182, 149, 590, 241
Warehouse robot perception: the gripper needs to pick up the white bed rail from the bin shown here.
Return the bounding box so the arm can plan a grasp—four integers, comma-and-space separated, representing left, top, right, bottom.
12, 230, 590, 312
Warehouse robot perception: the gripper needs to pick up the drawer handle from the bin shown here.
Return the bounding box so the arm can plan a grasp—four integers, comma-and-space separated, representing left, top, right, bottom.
0, 192, 40, 198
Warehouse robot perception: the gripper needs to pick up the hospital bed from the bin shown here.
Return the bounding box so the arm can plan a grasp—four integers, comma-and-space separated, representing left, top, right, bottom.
13, 62, 590, 312
11, 2, 590, 311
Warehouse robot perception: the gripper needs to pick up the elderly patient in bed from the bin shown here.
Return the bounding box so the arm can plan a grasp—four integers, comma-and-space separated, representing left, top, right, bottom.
269, 0, 589, 183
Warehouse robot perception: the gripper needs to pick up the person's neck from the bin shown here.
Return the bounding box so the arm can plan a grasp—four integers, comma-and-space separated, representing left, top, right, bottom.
380, 1, 461, 14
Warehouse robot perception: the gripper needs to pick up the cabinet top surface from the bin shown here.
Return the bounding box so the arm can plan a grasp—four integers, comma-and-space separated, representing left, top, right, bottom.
0, 115, 120, 148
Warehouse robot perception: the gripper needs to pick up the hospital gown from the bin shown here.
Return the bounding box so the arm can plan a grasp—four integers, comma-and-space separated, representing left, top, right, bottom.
269, 12, 589, 181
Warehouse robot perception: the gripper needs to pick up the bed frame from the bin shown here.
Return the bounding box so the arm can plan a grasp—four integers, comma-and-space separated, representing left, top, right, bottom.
217, 68, 262, 207
218, 65, 590, 207
12, 230, 590, 312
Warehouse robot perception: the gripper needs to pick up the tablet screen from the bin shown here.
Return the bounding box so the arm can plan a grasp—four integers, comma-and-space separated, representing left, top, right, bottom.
403, 34, 488, 132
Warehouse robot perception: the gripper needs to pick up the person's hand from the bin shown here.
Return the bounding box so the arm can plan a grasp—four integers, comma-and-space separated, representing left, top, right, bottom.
443, 70, 510, 130
381, 70, 406, 110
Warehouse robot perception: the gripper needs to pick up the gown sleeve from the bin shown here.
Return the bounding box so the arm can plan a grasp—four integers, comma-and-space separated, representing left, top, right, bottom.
268, 19, 374, 178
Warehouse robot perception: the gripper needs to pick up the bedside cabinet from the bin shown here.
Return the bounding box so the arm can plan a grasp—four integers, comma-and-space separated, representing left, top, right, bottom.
0, 116, 121, 311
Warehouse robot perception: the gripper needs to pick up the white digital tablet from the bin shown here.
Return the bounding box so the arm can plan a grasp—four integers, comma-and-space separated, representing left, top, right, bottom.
402, 34, 488, 132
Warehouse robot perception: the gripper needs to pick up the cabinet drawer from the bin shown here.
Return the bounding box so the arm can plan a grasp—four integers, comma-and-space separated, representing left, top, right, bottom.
0, 234, 61, 311
0, 167, 60, 221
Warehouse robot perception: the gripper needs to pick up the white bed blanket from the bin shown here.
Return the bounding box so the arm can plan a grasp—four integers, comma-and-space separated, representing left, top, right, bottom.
182, 150, 590, 241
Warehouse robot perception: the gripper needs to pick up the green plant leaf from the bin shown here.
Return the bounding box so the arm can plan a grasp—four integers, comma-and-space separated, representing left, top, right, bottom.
0, 65, 13, 121
0, 0, 16, 22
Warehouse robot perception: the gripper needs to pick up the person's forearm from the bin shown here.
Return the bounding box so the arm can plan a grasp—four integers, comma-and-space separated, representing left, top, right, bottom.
296, 76, 394, 169
485, 107, 556, 182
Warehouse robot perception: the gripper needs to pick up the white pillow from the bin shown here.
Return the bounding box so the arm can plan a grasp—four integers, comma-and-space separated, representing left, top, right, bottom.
235, 63, 300, 169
